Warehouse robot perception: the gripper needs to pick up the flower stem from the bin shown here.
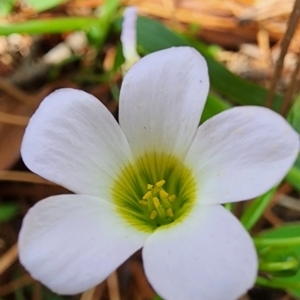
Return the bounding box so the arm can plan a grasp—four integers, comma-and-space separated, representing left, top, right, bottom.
256, 276, 300, 289
254, 236, 300, 247
259, 258, 299, 272
241, 187, 277, 231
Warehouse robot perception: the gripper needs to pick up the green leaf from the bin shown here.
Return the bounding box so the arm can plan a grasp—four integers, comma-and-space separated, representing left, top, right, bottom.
290, 286, 300, 298
286, 167, 300, 192
259, 256, 299, 273
256, 224, 300, 248
24, 0, 68, 12
241, 187, 277, 231
285, 93, 300, 195
287, 93, 300, 134
113, 42, 125, 71
136, 17, 186, 52
0, 203, 19, 222
255, 224, 300, 294
200, 94, 231, 123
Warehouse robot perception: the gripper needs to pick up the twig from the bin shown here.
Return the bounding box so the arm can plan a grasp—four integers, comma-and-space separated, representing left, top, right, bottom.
239, 295, 250, 300
107, 271, 121, 300
0, 171, 54, 185
32, 282, 42, 300
129, 260, 155, 298
0, 244, 18, 275
0, 79, 36, 108
264, 209, 283, 227
277, 194, 300, 212
265, 0, 300, 108
80, 284, 106, 300
80, 286, 97, 300
281, 50, 300, 115
0, 111, 29, 126
271, 183, 292, 205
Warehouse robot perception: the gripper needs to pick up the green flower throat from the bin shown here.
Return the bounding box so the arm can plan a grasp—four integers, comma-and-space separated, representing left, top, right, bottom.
112, 152, 197, 232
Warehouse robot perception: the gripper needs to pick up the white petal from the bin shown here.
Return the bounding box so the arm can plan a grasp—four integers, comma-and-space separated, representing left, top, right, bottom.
21, 88, 132, 198
143, 205, 257, 300
185, 106, 299, 205
19, 194, 148, 295
119, 47, 209, 159
121, 6, 140, 67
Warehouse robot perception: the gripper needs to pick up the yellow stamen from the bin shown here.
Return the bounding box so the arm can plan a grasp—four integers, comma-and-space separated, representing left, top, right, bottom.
160, 190, 169, 198
167, 208, 174, 217
152, 197, 160, 208
139, 200, 148, 206
168, 194, 176, 202
150, 210, 157, 219
156, 180, 166, 187
143, 191, 152, 200
161, 197, 171, 209
139, 179, 178, 223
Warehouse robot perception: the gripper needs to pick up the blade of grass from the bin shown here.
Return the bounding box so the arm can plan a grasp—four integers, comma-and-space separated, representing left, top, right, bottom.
285, 167, 300, 192
0, 0, 119, 41
201, 94, 231, 123
241, 187, 277, 231
0, 17, 101, 35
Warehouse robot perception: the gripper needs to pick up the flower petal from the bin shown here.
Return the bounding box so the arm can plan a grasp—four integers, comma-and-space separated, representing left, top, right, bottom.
143, 205, 257, 300
119, 47, 209, 159
21, 88, 132, 198
121, 6, 140, 68
19, 194, 148, 295
185, 106, 299, 205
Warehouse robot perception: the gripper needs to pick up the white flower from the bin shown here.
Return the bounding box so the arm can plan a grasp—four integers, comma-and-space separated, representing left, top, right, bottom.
19, 47, 299, 300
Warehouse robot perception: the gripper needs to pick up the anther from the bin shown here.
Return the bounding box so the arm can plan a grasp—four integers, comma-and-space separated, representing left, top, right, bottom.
150, 210, 158, 219
156, 180, 166, 187
168, 194, 176, 202
143, 191, 152, 199
147, 184, 153, 189
167, 208, 174, 217
152, 197, 160, 208
160, 190, 169, 198
139, 200, 148, 206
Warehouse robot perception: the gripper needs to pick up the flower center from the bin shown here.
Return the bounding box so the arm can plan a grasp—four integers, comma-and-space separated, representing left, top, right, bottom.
111, 152, 197, 232
140, 180, 176, 223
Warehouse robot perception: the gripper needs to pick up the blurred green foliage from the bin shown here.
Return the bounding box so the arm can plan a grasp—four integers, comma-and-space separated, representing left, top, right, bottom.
0, 203, 19, 222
